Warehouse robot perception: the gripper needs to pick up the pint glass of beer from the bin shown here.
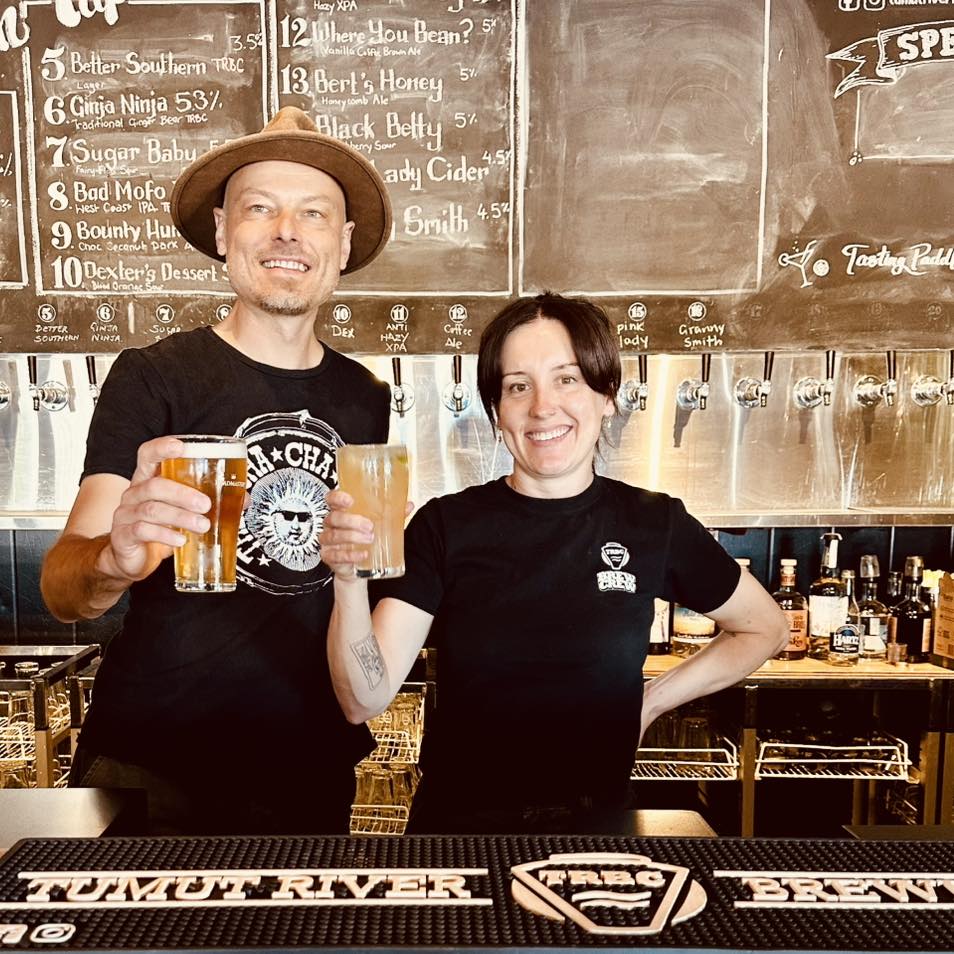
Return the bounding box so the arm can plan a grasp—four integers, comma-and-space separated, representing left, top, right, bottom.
335, 444, 409, 579
160, 435, 247, 593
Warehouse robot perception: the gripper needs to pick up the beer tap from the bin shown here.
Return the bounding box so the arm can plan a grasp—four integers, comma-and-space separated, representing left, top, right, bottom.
735, 351, 775, 408
442, 354, 472, 417
914, 349, 954, 407
676, 353, 711, 411
619, 354, 649, 411
944, 350, 954, 406
854, 350, 897, 408
85, 355, 100, 406
0, 364, 10, 411
794, 349, 837, 409
389, 356, 415, 417
27, 355, 69, 412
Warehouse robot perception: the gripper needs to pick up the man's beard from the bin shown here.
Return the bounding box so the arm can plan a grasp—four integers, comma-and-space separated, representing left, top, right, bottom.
251, 290, 313, 316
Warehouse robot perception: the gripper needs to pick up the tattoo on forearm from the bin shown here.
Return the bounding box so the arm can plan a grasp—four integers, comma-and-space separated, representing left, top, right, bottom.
351, 632, 385, 691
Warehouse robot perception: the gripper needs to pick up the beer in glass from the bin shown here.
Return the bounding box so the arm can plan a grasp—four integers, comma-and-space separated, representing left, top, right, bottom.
335, 444, 408, 579
160, 435, 247, 593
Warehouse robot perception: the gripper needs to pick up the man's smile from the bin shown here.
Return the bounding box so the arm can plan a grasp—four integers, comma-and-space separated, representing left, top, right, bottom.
261, 259, 310, 272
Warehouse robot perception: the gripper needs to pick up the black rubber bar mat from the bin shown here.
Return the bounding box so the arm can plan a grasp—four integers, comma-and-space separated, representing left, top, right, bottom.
1, 834, 952, 950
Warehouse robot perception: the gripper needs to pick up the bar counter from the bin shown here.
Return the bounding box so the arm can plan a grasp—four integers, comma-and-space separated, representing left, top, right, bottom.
643, 654, 954, 834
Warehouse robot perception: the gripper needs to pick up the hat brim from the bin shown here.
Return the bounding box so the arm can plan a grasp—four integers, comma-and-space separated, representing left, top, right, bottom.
170, 130, 392, 275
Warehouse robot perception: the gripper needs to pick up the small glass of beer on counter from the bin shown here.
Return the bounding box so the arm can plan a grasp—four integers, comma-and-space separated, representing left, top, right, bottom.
335, 444, 409, 579
161, 435, 247, 593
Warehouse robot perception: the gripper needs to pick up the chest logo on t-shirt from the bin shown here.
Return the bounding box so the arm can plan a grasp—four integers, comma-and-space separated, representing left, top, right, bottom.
597, 542, 637, 594
234, 409, 342, 595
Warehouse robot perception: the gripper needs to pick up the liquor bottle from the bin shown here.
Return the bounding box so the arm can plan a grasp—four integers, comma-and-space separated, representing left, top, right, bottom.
920, 571, 939, 658
888, 556, 932, 664
857, 554, 888, 660
809, 532, 848, 661
842, 570, 860, 625
648, 598, 672, 655
886, 570, 903, 602
671, 604, 715, 657
829, 570, 860, 666
772, 558, 808, 660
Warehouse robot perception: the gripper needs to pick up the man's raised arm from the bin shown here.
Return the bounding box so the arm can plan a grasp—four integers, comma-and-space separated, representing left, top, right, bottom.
40, 436, 212, 622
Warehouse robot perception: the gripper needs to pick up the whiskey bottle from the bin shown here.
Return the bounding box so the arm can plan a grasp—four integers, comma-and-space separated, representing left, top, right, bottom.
888, 556, 932, 664
829, 569, 860, 666
671, 604, 715, 657
772, 558, 808, 660
648, 598, 672, 655
857, 554, 888, 660
886, 570, 903, 602
920, 573, 938, 659
809, 532, 847, 661
842, 570, 861, 626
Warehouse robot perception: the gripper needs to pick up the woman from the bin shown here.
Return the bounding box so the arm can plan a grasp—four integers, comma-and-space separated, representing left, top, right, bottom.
321, 292, 787, 833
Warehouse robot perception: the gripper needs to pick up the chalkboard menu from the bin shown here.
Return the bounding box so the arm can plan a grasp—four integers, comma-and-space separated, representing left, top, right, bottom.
0, 0, 952, 354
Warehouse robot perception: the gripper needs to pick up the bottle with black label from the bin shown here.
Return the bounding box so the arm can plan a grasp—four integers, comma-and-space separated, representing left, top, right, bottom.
888, 555, 932, 664
809, 532, 847, 661
858, 554, 888, 660
921, 571, 939, 658
772, 558, 808, 660
648, 598, 671, 655
829, 569, 860, 666
842, 570, 861, 625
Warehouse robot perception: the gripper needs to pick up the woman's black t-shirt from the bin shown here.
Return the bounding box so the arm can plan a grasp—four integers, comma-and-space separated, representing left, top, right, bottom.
376, 476, 741, 809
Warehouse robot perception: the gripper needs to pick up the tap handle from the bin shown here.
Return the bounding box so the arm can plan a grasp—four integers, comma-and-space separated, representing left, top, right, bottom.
638, 353, 648, 385
27, 356, 39, 410
763, 350, 775, 383
391, 356, 402, 387
949, 349, 954, 381
886, 349, 897, 380
700, 353, 711, 384
85, 355, 98, 388
452, 353, 462, 385
825, 349, 836, 379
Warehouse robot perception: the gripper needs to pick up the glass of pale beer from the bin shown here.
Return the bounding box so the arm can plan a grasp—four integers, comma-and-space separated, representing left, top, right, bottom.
160, 435, 247, 593
335, 444, 409, 579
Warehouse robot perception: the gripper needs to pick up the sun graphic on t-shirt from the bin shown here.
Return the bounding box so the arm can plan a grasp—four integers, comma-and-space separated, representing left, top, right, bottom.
243, 468, 326, 572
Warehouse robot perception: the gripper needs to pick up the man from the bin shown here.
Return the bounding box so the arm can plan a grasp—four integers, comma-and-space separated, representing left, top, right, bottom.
40, 108, 393, 835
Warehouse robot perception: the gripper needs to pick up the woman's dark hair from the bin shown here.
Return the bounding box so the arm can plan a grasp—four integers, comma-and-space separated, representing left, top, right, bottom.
476, 292, 621, 426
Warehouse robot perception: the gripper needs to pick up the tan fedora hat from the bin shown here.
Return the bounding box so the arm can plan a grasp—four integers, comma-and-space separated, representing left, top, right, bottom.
170, 107, 391, 274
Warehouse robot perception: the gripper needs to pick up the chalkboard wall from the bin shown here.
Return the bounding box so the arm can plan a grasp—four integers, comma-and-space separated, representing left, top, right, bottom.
1, 0, 952, 355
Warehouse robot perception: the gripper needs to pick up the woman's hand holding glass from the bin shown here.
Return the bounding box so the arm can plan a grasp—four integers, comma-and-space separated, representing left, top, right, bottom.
320, 489, 415, 581
319, 489, 374, 581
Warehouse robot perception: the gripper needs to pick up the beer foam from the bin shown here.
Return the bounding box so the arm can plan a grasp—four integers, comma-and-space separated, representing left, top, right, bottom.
174, 436, 246, 459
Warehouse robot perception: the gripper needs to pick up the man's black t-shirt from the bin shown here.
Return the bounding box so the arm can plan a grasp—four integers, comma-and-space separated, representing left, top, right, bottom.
375, 476, 741, 810
79, 326, 390, 792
